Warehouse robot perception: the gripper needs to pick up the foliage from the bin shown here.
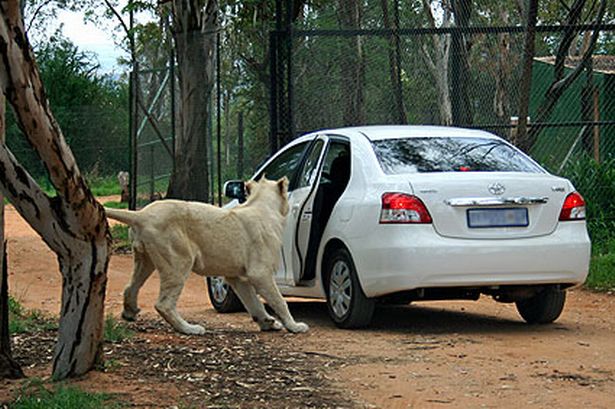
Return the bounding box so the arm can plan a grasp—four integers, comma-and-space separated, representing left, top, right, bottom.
104, 201, 129, 209
8, 296, 57, 335
10, 378, 123, 409
103, 315, 134, 343
86, 175, 123, 197
561, 157, 615, 246
587, 239, 615, 291
6, 34, 128, 180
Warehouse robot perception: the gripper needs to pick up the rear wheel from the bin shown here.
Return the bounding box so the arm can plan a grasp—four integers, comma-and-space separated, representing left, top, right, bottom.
207, 277, 244, 313
325, 248, 375, 328
515, 288, 566, 324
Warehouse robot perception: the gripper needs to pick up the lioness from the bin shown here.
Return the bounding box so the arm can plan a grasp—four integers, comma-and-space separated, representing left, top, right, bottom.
105, 177, 309, 334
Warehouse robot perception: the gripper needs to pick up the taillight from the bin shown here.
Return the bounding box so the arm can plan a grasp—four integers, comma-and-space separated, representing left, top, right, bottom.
559, 192, 586, 221
380, 193, 432, 224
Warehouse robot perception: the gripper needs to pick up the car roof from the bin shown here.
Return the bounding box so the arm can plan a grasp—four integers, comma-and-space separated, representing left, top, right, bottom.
313, 125, 500, 141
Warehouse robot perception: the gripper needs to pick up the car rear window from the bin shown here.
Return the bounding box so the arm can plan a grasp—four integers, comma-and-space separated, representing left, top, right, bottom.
371, 137, 543, 174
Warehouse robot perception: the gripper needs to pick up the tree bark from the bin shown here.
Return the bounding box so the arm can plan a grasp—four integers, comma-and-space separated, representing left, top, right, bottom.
0, 89, 24, 380
0, 2, 110, 380
450, 0, 473, 126
514, 0, 538, 150
166, 0, 218, 202
420, 0, 453, 125
337, 0, 365, 126
494, 8, 512, 123
380, 0, 406, 124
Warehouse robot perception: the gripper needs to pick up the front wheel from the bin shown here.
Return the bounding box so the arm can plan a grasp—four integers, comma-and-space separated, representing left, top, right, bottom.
206, 277, 244, 313
325, 248, 375, 329
515, 288, 566, 324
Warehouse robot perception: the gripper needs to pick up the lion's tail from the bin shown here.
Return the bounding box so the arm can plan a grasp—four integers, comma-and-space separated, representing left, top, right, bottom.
105, 208, 142, 227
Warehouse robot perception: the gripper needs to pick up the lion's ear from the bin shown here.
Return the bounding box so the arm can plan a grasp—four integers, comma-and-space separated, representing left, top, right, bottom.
245, 180, 256, 195
277, 176, 289, 195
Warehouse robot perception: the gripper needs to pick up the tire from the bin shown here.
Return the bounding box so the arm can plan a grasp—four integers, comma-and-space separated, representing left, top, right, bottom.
325, 248, 375, 329
206, 276, 244, 313
515, 288, 566, 324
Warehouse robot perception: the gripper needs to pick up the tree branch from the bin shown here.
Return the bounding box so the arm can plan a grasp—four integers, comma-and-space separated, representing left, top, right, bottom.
0, 144, 66, 254
25, 0, 56, 32
102, 0, 131, 39
0, 2, 107, 241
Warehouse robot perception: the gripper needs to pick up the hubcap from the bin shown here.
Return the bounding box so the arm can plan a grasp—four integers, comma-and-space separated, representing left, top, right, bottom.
210, 277, 229, 304
329, 260, 352, 318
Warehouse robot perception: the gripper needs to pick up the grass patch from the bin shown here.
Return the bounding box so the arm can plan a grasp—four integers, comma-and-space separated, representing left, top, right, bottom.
104, 201, 128, 209
110, 224, 131, 253
87, 175, 122, 197
10, 379, 123, 409
9, 296, 57, 335
586, 239, 615, 291
104, 315, 134, 343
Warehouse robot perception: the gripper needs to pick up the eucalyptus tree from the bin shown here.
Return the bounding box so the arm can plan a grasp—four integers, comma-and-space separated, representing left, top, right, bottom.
0, 1, 111, 380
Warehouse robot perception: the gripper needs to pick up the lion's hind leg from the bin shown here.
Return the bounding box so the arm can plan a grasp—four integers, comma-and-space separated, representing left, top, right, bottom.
225, 277, 283, 331
122, 248, 155, 321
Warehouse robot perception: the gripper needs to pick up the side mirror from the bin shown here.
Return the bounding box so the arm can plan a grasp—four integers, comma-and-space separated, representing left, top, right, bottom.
224, 180, 246, 202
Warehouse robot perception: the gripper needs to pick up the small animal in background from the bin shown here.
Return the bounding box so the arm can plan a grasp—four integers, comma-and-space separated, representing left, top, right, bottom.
105, 177, 309, 335
117, 171, 129, 203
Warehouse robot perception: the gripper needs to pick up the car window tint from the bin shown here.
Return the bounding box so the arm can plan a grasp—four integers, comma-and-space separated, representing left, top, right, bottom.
321, 142, 350, 182
258, 142, 308, 185
297, 140, 324, 188
371, 137, 543, 174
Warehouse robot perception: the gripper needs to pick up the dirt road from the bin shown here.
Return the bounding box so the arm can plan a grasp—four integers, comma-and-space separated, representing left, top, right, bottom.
4, 203, 615, 408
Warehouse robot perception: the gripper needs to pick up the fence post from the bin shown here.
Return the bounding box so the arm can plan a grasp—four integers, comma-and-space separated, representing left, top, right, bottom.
149, 145, 155, 200
593, 87, 600, 163
237, 111, 244, 180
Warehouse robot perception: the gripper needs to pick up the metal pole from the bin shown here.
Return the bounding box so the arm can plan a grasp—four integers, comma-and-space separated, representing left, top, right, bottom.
129, 2, 138, 210
216, 32, 222, 207
149, 145, 155, 200
238, 111, 244, 179
286, 0, 294, 141
167, 15, 176, 158
269, 32, 278, 155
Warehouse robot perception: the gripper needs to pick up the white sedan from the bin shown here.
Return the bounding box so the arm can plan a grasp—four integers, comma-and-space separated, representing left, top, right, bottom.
207, 126, 591, 328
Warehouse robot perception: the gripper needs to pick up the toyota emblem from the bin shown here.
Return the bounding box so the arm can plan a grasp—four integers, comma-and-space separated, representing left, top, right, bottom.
488, 183, 506, 195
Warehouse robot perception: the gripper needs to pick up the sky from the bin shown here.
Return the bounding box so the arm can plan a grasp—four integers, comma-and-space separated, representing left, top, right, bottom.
56, 9, 127, 73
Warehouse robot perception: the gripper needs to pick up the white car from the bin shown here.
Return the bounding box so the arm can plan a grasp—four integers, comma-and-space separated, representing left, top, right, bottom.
207, 126, 591, 328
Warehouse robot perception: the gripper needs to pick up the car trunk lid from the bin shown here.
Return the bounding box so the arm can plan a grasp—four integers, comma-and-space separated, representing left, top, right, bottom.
409, 172, 569, 239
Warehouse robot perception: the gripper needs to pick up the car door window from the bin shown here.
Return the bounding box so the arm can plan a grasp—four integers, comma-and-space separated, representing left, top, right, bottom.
296, 140, 324, 189
257, 142, 308, 188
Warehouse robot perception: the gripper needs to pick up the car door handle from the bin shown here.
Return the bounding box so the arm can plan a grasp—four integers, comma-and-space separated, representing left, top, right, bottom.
292, 204, 300, 215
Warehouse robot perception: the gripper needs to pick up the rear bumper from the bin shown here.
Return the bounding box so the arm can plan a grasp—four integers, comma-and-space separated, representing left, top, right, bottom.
351, 222, 591, 298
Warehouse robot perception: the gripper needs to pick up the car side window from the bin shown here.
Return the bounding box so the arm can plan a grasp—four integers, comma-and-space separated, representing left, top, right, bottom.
296, 140, 325, 189
257, 142, 308, 187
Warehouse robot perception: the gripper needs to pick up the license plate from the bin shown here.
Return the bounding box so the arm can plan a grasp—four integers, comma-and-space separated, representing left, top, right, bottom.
467, 208, 528, 228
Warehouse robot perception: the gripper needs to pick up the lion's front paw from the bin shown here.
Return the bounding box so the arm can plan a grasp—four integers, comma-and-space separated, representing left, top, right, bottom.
259, 318, 283, 332
287, 322, 309, 333
181, 324, 206, 335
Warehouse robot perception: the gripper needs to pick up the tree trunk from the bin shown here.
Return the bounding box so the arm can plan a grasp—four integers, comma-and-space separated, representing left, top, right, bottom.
337, 0, 365, 126
0, 90, 24, 380
0, 2, 110, 380
380, 0, 406, 124
166, 0, 218, 202
450, 0, 473, 126
494, 8, 511, 123
419, 0, 453, 125
514, 0, 538, 151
